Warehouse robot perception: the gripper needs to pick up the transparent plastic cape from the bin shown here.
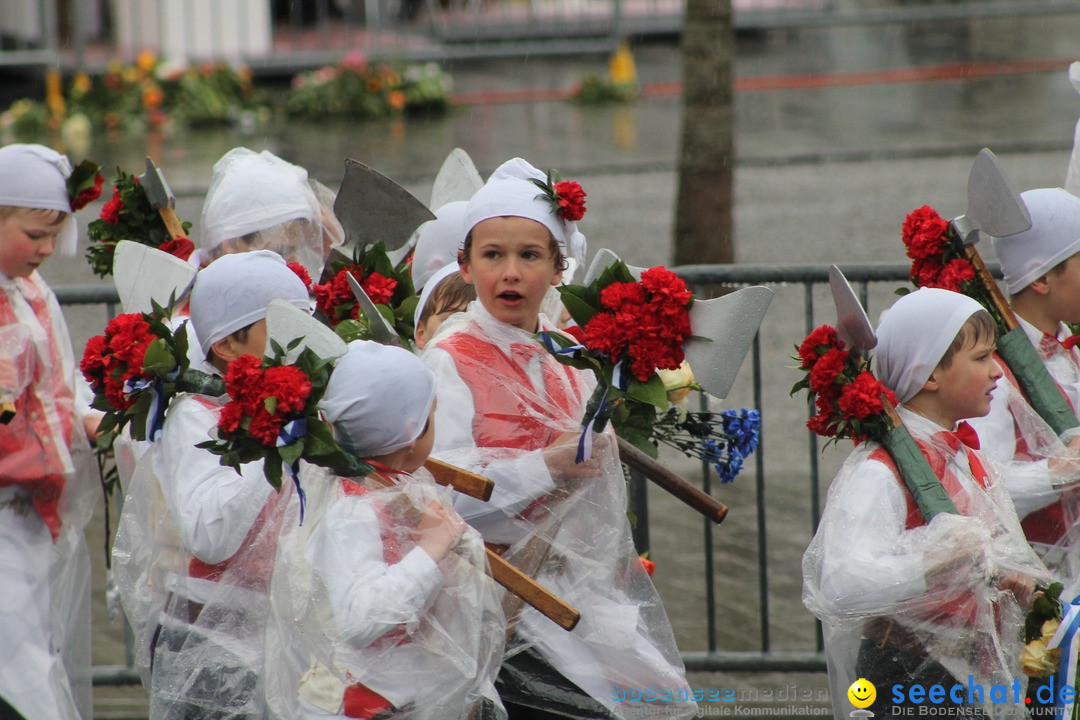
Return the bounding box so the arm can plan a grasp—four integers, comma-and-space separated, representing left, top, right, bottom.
425, 304, 697, 719
968, 360, 1080, 582
264, 466, 507, 720
803, 408, 1050, 720
0, 273, 96, 719
112, 396, 286, 720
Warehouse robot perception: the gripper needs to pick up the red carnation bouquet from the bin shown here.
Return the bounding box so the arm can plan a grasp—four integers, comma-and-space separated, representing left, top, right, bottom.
541, 261, 757, 478
312, 242, 417, 345
85, 168, 194, 277
81, 301, 221, 447
792, 324, 898, 445
901, 205, 1007, 327
197, 342, 372, 492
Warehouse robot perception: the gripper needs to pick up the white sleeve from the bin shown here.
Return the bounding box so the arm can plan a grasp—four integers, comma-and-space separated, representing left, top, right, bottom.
307, 496, 443, 648
424, 346, 557, 544
816, 458, 929, 616
155, 396, 273, 565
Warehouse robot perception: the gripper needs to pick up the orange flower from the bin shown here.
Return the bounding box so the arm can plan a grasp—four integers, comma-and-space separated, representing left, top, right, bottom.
142, 83, 164, 109
387, 90, 406, 111
137, 49, 157, 73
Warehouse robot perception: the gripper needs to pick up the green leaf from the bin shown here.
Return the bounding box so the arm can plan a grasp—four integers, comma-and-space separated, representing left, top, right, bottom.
264, 456, 283, 491
626, 374, 668, 409
142, 337, 178, 376
264, 396, 278, 415
278, 438, 305, 467
558, 291, 599, 328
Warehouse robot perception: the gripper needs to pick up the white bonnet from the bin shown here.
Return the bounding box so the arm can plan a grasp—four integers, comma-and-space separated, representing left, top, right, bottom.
464, 158, 587, 269
875, 287, 985, 403
0, 143, 78, 255
199, 147, 323, 276
990, 188, 1080, 295
320, 340, 436, 457
188, 250, 310, 356
413, 261, 462, 332
411, 200, 467, 291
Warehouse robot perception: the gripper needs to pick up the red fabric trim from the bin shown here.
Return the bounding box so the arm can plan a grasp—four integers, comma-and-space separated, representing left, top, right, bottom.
343, 681, 394, 719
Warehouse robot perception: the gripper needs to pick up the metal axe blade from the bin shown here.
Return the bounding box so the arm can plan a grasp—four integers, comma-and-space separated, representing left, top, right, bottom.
829, 265, 877, 354
112, 240, 197, 315
430, 148, 484, 210
334, 159, 435, 252
582, 247, 645, 286
346, 272, 405, 348
683, 286, 774, 400
138, 157, 175, 211
954, 148, 1032, 245
265, 298, 348, 364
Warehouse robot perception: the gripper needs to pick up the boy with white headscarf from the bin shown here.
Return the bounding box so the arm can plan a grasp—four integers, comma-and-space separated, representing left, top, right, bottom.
802, 288, 1049, 719
264, 341, 507, 720
0, 143, 100, 720
421, 158, 695, 720
111, 250, 310, 720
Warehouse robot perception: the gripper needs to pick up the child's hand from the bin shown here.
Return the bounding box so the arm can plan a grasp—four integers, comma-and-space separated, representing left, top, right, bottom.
996, 572, 1038, 608
543, 431, 603, 486
83, 411, 104, 445
416, 500, 466, 562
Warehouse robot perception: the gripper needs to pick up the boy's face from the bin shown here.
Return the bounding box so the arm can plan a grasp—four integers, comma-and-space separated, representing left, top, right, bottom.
461, 216, 562, 332
0, 210, 64, 278
415, 304, 467, 350
1046, 254, 1080, 325
931, 334, 1002, 424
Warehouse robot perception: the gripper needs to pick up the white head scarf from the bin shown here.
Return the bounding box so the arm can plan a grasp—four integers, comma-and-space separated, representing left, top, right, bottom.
990, 187, 1080, 295
875, 287, 985, 403
413, 261, 462, 333
0, 143, 78, 255
188, 250, 310, 356
198, 147, 324, 277
411, 200, 467, 291
320, 340, 436, 457
463, 158, 587, 269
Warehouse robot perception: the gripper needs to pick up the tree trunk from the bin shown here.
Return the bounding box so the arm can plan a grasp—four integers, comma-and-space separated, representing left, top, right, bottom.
673, 0, 735, 267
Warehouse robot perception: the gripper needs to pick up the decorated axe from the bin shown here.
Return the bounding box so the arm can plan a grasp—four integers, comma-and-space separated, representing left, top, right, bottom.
333, 159, 435, 254
112, 240, 197, 316
829, 266, 957, 520
429, 147, 484, 210
345, 271, 405, 348
138, 157, 188, 241
953, 149, 1078, 435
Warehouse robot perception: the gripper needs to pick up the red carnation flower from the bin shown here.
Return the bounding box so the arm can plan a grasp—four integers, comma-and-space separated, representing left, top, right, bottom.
553, 180, 586, 221
362, 272, 397, 305
287, 262, 312, 290
934, 258, 976, 293
641, 267, 692, 309
71, 174, 105, 211
100, 186, 123, 225
248, 409, 285, 447
837, 371, 890, 421
798, 325, 841, 369
599, 282, 647, 311
901, 206, 947, 249
562, 324, 585, 343
582, 312, 627, 358
262, 365, 312, 415
809, 347, 849, 393
80, 335, 108, 388
159, 237, 195, 262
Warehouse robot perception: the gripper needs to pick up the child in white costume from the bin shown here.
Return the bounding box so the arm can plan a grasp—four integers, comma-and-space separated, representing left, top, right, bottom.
802, 288, 1049, 719
422, 158, 695, 720
0, 143, 99, 720
112, 250, 310, 719
264, 341, 507, 720
973, 188, 1080, 575
194, 147, 329, 280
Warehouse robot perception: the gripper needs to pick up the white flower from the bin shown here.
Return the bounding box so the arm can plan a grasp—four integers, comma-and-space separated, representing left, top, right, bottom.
658, 360, 695, 406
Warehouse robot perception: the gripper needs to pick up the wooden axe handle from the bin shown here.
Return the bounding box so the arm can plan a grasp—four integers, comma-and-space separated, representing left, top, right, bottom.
616, 435, 728, 524
159, 208, 187, 242
0, 401, 14, 425
963, 245, 1018, 331
423, 458, 494, 501
485, 548, 580, 631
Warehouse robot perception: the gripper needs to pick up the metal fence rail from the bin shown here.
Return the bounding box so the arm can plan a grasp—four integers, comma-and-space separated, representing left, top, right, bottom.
54, 260, 954, 685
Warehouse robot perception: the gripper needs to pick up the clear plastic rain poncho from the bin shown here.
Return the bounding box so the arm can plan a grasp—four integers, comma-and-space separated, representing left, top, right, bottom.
111, 392, 285, 720
262, 339, 508, 719
968, 358, 1080, 583
802, 407, 1050, 720
264, 466, 507, 720
197, 147, 326, 280
423, 303, 697, 719
0, 144, 97, 720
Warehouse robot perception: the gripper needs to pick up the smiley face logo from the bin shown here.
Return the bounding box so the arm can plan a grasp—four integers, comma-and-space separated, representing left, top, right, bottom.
847, 678, 876, 709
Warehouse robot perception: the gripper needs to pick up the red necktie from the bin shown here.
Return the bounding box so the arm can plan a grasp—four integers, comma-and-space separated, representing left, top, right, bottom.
1063, 335, 1080, 350
953, 420, 980, 450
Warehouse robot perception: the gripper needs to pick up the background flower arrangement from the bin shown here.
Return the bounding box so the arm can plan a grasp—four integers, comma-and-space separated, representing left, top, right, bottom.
285, 52, 451, 120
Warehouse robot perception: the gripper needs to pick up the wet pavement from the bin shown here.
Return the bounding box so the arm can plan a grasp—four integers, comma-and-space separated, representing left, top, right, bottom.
21, 8, 1080, 717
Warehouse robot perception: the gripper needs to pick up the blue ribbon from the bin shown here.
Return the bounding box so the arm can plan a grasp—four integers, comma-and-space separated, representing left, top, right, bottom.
277, 417, 309, 525
576, 385, 609, 464
123, 376, 163, 441
539, 331, 587, 360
